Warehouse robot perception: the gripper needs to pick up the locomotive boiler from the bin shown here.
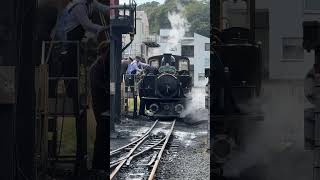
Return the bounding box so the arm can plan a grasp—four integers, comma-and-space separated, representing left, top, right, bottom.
138, 54, 192, 119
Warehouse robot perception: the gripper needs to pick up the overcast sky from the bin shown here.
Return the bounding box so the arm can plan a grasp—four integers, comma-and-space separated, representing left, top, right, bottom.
120, 0, 165, 5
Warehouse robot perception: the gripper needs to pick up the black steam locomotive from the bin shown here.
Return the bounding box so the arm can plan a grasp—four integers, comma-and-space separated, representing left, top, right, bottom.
211, 0, 264, 177
138, 54, 192, 119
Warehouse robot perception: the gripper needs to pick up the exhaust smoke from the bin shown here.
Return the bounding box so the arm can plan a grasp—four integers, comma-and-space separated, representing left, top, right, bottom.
164, 2, 191, 54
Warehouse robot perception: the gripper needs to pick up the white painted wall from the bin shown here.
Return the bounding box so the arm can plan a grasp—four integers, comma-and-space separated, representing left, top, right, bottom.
255, 0, 314, 79
194, 33, 210, 87
122, 11, 149, 59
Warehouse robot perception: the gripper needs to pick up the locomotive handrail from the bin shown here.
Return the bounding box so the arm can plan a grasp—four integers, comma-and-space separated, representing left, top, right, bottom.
124, 74, 141, 87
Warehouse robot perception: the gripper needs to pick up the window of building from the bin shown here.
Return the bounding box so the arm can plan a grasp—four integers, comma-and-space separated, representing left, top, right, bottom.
305, 0, 320, 10
141, 44, 144, 55
198, 73, 205, 81
282, 37, 304, 60
141, 24, 144, 34
179, 59, 189, 71
181, 45, 194, 57
205, 43, 210, 51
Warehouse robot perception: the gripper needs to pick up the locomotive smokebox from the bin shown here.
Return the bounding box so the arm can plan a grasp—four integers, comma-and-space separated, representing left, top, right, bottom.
156, 74, 179, 98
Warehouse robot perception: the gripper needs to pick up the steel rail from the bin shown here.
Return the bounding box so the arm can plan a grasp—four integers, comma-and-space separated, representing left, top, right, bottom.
148, 120, 176, 180
110, 157, 126, 168
110, 135, 149, 180
110, 161, 121, 169
125, 137, 166, 166
109, 119, 175, 180
110, 135, 166, 169
110, 120, 158, 156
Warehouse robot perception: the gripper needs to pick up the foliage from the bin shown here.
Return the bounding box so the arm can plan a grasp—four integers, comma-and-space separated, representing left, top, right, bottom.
137, 0, 210, 37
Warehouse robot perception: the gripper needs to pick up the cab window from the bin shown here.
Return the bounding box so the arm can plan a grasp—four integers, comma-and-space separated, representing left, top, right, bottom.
179, 59, 189, 71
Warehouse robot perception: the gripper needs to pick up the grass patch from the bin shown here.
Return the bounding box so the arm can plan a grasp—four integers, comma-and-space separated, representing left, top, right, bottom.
54, 108, 96, 167
126, 97, 141, 112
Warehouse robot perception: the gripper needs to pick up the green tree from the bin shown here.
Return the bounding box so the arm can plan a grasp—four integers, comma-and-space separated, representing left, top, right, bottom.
137, 0, 210, 37
183, 0, 210, 37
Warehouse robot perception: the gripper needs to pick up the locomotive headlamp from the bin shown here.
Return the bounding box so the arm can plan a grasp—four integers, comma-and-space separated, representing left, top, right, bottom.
175, 104, 184, 113
150, 104, 159, 112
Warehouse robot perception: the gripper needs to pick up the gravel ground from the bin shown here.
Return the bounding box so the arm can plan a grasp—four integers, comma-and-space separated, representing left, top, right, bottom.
110, 117, 155, 151
157, 123, 210, 180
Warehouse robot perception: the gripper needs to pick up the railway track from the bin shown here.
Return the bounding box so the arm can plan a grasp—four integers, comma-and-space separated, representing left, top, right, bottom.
110, 119, 176, 180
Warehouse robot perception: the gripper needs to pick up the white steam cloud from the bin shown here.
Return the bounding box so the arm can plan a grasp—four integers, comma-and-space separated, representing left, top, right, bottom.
164, 2, 191, 54
223, 82, 313, 179
181, 88, 209, 123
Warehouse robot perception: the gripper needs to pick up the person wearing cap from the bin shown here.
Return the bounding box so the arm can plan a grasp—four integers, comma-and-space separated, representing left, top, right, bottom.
89, 40, 109, 171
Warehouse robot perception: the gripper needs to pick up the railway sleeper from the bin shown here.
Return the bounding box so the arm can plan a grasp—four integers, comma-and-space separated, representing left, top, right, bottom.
128, 172, 147, 179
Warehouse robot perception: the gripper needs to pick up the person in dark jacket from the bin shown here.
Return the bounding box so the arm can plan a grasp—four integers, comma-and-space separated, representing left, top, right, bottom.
90, 41, 109, 171
50, 1, 109, 171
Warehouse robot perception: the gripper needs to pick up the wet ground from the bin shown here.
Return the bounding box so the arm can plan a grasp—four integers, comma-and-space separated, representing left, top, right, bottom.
110, 118, 210, 180
157, 121, 210, 180
110, 88, 210, 180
